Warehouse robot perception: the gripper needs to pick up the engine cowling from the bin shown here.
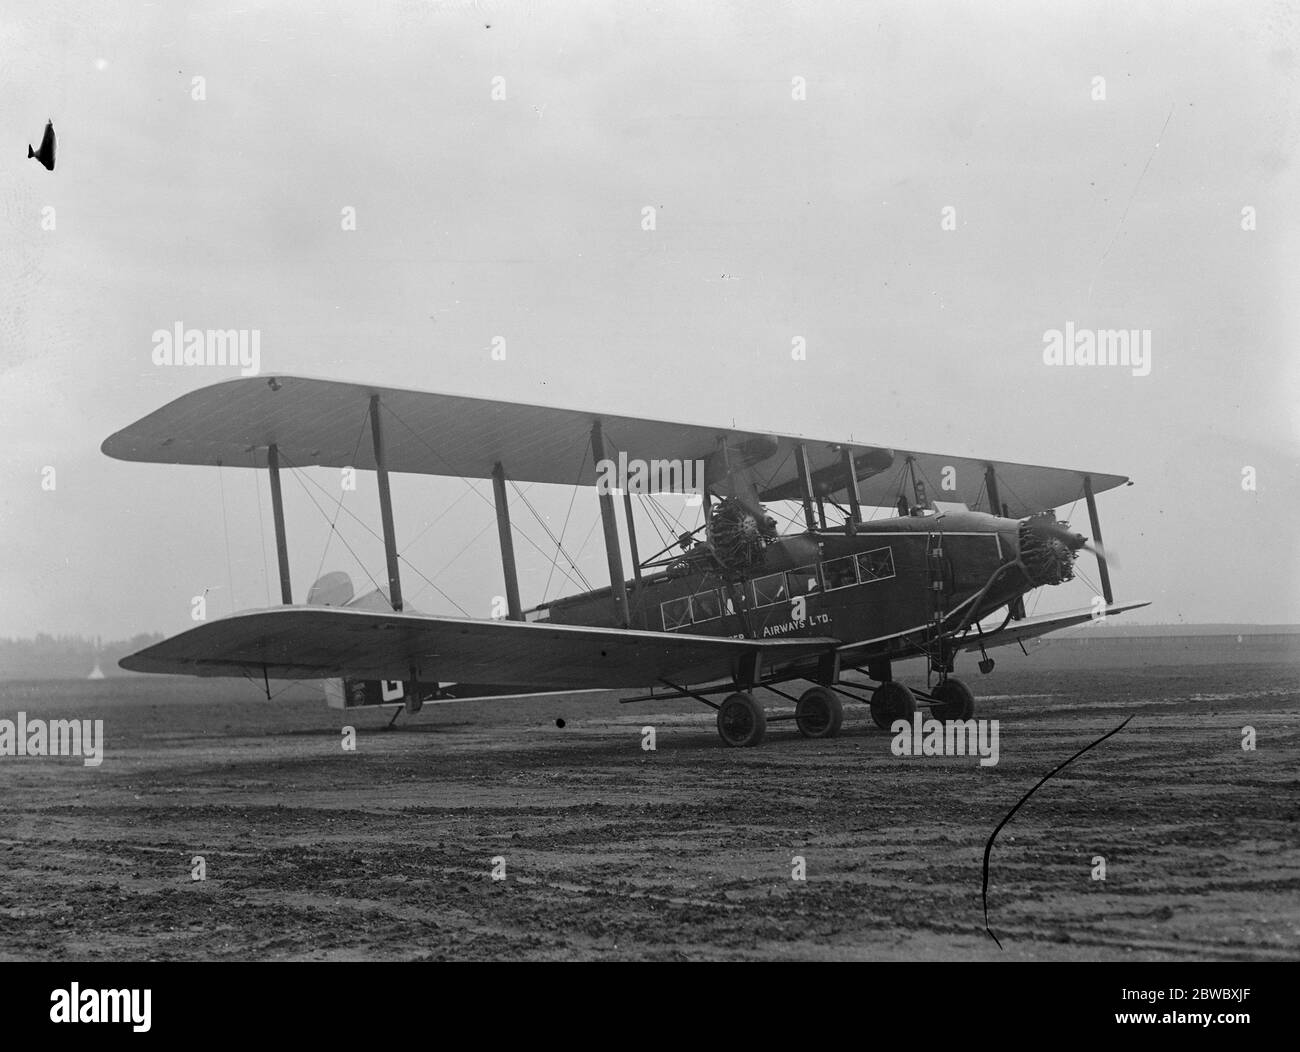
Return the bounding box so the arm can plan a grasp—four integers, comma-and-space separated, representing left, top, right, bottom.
1017, 517, 1084, 586
708, 497, 777, 576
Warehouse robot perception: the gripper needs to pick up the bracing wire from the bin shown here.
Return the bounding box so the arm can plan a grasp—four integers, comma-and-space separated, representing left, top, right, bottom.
405, 519, 497, 611
510, 480, 594, 593
278, 449, 471, 616
311, 408, 372, 588
379, 402, 590, 595
281, 457, 386, 601
542, 445, 589, 602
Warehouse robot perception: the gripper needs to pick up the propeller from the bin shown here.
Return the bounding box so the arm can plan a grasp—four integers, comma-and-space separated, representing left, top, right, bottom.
1021, 517, 1117, 568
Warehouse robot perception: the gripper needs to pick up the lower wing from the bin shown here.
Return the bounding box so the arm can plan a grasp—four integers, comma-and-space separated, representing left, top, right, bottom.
958, 600, 1151, 652
120, 606, 839, 690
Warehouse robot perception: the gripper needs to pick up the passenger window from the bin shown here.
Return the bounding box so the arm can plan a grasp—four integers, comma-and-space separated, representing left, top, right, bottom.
752, 572, 787, 607
822, 555, 857, 590
787, 565, 821, 597
661, 596, 692, 629
857, 547, 896, 583
691, 590, 721, 622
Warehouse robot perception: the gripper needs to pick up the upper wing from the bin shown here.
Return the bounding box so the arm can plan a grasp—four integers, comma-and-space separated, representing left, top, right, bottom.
958, 601, 1151, 652
101, 374, 1128, 516
120, 606, 838, 688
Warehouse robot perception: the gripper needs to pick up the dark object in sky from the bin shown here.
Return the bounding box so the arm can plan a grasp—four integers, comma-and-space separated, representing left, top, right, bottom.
28, 119, 56, 171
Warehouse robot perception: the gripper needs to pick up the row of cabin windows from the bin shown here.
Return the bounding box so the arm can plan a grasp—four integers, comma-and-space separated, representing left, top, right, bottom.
660, 589, 727, 630
659, 546, 896, 630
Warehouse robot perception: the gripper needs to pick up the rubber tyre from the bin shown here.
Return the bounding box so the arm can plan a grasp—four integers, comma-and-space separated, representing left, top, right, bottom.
870, 682, 917, 731
796, 686, 844, 739
930, 678, 975, 720
717, 692, 766, 747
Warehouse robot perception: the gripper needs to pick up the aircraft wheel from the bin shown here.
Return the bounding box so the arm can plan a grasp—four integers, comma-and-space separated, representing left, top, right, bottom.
870, 682, 916, 730
796, 686, 843, 739
717, 692, 766, 747
930, 677, 975, 720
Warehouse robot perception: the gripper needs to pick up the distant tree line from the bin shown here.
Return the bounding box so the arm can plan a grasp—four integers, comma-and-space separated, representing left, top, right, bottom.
0, 633, 165, 679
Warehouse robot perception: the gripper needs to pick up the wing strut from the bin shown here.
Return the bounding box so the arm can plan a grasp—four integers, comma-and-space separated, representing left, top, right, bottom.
906, 455, 928, 511
841, 448, 861, 535
267, 443, 293, 604
982, 465, 1023, 616
622, 491, 644, 626
984, 464, 1006, 518
369, 395, 403, 611
794, 443, 817, 532
491, 462, 524, 620
1083, 475, 1114, 604
590, 420, 630, 627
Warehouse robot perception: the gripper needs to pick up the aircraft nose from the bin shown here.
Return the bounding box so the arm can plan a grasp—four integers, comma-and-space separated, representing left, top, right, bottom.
1017, 517, 1081, 586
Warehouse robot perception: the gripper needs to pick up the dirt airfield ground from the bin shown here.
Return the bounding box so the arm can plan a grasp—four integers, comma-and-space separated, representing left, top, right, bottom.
1, 640, 1297, 961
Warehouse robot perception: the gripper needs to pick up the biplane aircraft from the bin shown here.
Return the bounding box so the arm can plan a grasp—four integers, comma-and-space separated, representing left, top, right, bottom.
102, 375, 1147, 746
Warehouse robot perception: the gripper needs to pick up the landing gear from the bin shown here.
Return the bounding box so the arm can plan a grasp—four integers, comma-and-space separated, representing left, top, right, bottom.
795, 686, 843, 739
870, 682, 917, 730
717, 691, 766, 748
930, 677, 975, 720
700, 674, 967, 744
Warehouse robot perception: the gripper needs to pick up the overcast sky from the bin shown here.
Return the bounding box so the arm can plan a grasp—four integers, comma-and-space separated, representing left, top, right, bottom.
2, 0, 1297, 641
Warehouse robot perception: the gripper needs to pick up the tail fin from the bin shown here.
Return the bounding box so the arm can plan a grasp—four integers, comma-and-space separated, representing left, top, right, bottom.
306, 570, 354, 607
27, 145, 34, 158
305, 571, 414, 613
